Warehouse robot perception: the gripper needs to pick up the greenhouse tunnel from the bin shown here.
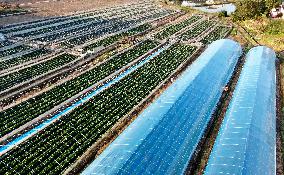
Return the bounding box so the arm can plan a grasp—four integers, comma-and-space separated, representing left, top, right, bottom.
81, 39, 242, 175
204, 46, 276, 175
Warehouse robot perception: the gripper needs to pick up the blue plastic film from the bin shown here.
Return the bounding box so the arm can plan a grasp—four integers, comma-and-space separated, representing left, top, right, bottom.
205, 46, 276, 175
82, 39, 242, 175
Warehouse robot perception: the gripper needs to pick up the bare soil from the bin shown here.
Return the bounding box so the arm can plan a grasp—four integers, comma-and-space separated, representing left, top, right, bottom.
0, 0, 142, 26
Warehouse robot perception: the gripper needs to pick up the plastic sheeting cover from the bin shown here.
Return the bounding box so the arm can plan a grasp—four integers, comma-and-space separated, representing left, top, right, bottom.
0, 33, 6, 41
82, 39, 242, 175
205, 46, 276, 175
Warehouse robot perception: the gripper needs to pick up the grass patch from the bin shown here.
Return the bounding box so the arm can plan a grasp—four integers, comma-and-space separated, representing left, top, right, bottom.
241, 17, 284, 51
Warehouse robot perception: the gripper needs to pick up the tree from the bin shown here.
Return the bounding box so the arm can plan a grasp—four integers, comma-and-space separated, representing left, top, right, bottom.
232, 0, 282, 21
265, 0, 280, 13
232, 0, 266, 21
218, 10, 228, 17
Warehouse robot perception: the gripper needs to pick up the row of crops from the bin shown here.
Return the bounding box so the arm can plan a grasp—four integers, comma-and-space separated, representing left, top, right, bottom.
0, 2, 154, 34
0, 41, 13, 48
0, 48, 51, 72
37, 9, 166, 44
0, 7, 168, 75
0, 45, 31, 58
61, 22, 151, 48
0, 40, 158, 138
0, 6, 173, 103
201, 25, 231, 44
35, 18, 119, 43
18, 15, 113, 40
0, 43, 196, 175
27, 6, 156, 39
12, 17, 101, 38
0, 6, 235, 174
0, 23, 154, 93
12, 6, 161, 43
154, 15, 202, 40
0, 53, 78, 92
180, 20, 216, 41
0, 7, 170, 63
0, 13, 95, 34
59, 9, 169, 48
80, 23, 152, 52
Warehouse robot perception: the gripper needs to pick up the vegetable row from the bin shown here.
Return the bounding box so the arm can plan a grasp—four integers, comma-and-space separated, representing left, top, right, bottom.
0, 53, 77, 92
0, 48, 51, 71
0, 41, 13, 48
0, 43, 196, 175
180, 20, 216, 41
0, 40, 158, 137
20, 7, 158, 43
13, 17, 99, 38
0, 45, 31, 58
201, 25, 231, 44
154, 15, 202, 40
81, 23, 152, 52
18, 7, 156, 39
60, 9, 166, 48
35, 11, 142, 43
0, 2, 153, 34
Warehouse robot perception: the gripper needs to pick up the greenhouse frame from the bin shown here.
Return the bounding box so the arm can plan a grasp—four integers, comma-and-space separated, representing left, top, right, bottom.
205, 46, 277, 175
82, 39, 242, 175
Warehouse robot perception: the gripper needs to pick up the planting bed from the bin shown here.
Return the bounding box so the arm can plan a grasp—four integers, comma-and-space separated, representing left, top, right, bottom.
0, 53, 77, 92
180, 20, 216, 41
0, 48, 51, 71
0, 45, 31, 58
201, 25, 231, 44
0, 2, 233, 174
154, 15, 202, 40
0, 44, 196, 175
0, 40, 158, 138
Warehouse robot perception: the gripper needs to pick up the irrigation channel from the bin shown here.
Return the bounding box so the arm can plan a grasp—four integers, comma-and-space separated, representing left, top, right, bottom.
0, 44, 170, 156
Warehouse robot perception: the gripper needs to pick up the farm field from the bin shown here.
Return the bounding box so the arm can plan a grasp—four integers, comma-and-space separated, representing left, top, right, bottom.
82, 39, 242, 175
0, 1, 233, 174
0, 0, 143, 25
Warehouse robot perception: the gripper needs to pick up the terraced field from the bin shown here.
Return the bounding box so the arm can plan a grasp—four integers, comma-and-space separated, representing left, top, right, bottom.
0, 1, 232, 174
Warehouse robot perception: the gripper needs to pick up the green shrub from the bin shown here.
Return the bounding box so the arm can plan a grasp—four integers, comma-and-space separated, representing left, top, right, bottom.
218, 11, 228, 17
232, 0, 281, 21
264, 19, 284, 34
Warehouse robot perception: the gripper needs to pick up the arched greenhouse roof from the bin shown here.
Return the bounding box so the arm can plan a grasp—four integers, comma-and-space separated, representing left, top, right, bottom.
205, 46, 276, 175
82, 39, 242, 175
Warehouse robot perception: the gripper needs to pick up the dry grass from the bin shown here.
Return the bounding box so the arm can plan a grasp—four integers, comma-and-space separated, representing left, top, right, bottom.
241, 18, 284, 52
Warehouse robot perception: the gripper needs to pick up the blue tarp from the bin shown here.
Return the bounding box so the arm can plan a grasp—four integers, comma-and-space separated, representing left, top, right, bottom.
205, 46, 276, 175
82, 39, 242, 175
